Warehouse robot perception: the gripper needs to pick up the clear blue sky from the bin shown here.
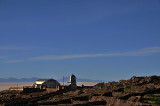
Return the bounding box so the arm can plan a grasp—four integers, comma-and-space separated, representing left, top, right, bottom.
0, 0, 160, 81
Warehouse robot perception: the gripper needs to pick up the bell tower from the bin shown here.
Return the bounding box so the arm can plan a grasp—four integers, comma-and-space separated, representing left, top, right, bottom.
69, 74, 77, 89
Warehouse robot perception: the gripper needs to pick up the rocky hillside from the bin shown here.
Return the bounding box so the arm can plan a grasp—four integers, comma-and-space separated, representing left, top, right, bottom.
0, 75, 160, 105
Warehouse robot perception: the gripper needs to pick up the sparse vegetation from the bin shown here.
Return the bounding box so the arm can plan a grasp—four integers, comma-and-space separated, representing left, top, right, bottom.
140, 94, 160, 105
78, 90, 84, 95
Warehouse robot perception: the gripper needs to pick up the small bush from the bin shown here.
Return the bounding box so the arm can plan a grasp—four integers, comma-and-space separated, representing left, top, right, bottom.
78, 90, 84, 95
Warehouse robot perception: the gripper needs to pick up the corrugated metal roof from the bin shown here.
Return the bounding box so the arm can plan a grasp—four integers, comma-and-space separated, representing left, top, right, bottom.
36, 79, 54, 81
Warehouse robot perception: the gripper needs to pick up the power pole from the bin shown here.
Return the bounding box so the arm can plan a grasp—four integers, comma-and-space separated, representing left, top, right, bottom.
63, 76, 64, 86
17, 84, 18, 95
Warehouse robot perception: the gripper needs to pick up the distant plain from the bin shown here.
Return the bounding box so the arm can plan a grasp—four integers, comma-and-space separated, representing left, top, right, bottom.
0, 82, 98, 91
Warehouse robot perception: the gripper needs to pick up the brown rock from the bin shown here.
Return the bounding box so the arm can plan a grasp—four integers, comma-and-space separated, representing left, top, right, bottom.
128, 96, 141, 102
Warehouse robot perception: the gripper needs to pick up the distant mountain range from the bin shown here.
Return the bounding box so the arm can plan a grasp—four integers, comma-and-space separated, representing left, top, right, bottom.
57, 76, 107, 83
0, 77, 107, 83
0, 77, 39, 82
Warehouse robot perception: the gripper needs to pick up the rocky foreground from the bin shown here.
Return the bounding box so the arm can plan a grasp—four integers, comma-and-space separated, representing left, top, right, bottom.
0, 75, 160, 105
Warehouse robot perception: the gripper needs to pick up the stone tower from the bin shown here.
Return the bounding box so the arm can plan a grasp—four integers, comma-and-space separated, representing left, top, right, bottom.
69, 74, 77, 89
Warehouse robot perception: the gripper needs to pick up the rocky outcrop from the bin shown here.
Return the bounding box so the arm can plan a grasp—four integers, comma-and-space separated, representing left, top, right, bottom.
0, 75, 160, 105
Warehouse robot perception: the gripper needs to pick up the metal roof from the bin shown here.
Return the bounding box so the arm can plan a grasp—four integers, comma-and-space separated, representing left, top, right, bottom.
36, 79, 55, 81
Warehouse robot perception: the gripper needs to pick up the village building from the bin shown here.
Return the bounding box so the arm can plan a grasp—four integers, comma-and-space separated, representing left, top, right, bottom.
9, 75, 77, 92
33, 79, 60, 89
9, 87, 23, 91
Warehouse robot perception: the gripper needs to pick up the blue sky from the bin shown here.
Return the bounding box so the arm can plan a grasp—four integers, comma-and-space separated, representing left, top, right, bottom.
0, 0, 160, 81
